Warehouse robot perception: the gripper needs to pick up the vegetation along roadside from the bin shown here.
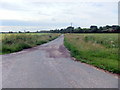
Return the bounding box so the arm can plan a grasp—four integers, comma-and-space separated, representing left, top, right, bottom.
0, 33, 60, 54
64, 34, 119, 74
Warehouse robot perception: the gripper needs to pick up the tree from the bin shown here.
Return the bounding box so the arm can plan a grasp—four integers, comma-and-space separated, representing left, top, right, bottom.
90, 26, 98, 32
18, 31, 22, 33
66, 26, 74, 33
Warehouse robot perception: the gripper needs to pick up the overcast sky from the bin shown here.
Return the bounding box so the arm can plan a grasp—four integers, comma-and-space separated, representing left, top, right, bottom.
0, 0, 119, 31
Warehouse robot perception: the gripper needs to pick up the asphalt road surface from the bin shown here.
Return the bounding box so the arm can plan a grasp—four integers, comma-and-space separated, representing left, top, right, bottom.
2, 35, 118, 88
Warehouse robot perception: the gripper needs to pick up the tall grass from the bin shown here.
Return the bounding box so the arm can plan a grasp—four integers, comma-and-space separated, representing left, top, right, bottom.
0, 33, 60, 54
64, 34, 119, 74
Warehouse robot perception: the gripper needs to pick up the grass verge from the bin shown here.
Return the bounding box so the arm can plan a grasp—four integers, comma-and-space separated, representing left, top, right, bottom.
64, 34, 119, 74
0, 33, 60, 54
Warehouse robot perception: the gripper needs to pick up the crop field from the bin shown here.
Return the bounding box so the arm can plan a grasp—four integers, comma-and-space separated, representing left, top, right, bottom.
64, 34, 119, 74
0, 33, 60, 54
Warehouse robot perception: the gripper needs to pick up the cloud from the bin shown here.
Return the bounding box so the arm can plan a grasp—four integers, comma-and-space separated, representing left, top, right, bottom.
28, 0, 119, 2
1, 20, 68, 26
0, 2, 27, 11
0, 0, 118, 31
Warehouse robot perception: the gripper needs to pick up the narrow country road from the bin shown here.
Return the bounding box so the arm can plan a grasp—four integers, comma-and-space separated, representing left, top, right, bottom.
2, 35, 118, 88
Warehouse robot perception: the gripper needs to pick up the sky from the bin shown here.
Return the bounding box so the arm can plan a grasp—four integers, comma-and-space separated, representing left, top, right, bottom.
0, 0, 119, 31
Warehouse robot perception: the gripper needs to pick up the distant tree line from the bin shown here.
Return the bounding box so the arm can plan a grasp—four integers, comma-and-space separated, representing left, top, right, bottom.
1, 25, 120, 34
40, 25, 120, 33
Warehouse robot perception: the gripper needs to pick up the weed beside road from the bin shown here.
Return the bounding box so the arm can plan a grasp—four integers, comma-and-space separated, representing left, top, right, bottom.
64, 34, 119, 74
0, 33, 60, 54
